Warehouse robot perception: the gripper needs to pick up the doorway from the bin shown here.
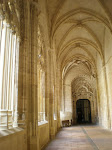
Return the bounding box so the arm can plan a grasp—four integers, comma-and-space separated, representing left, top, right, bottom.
76, 99, 91, 124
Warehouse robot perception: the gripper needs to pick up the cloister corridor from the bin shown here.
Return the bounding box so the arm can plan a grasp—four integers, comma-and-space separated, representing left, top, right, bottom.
1, 0, 112, 150
45, 125, 112, 150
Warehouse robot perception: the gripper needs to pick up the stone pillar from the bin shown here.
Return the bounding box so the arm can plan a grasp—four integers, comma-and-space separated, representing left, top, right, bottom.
103, 66, 111, 129
18, 1, 31, 150
48, 49, 55, 139
96, 75, 102, 125
18, 0, 26, 128
29, 2, 39, 150
73, 99, 76, 125
45, 49, 50, 122
56, 67, 61, 129
18, 0, 40, 150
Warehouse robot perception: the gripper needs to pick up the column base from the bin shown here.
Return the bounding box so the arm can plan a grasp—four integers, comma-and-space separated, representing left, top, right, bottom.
50, 127, 55, 139
30, 136, 40, 150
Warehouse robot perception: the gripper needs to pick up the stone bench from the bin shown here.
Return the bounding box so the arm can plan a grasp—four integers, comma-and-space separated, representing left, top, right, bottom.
62, 120, 70, 127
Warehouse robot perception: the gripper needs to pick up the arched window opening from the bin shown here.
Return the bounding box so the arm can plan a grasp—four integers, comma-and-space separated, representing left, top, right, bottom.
38, 67, 45, 122
0, 18, 19, 130
37, 26, 46, 124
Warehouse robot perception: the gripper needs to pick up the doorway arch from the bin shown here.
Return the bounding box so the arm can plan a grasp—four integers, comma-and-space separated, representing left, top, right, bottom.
76, 99, 91, 124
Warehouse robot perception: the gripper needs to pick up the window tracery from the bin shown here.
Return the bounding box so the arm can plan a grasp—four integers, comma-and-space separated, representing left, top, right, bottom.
0, 1, 20, 130
37, 26, 46, 123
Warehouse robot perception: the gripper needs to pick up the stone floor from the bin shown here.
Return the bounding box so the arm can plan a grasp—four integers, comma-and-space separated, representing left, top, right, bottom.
44, 125, 112, 150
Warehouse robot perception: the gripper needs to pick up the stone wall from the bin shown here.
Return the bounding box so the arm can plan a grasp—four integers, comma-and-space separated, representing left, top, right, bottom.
0, 128, 27, 150
97, 27, 112, 129
38, 123, 49, 149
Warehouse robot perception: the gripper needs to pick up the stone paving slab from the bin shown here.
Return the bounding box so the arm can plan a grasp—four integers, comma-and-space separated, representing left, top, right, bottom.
44, 125, 112, 150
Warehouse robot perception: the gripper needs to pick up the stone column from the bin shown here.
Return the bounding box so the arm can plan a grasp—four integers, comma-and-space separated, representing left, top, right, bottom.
103, 66, 111, 128
18, 1, 31, 150
96, 76, 101, 124
73, 99, 76, 125
48, 49, 55, 139
45, 49, 50, 122
56, 66, 61, 129
29, 2, 40, 150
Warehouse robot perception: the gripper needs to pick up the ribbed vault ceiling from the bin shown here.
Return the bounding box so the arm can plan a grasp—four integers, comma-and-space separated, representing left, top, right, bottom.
46, 0, 112, 97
